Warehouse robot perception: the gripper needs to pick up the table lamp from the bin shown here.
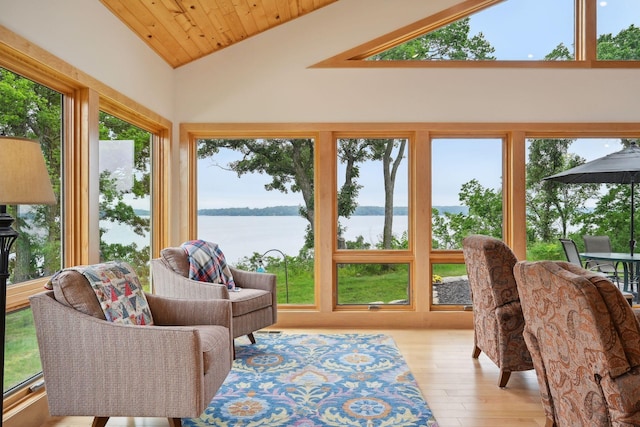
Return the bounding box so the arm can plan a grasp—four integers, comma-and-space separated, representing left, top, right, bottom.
0, 136, 55, 426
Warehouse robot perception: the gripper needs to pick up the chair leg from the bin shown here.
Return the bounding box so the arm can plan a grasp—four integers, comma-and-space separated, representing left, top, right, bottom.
472, 345, 481, 358
544, 417, 556, 427
498, 369, 511, 388
92, 417, 109, 427
168, 418, 182, 427
248, 332, 256, 344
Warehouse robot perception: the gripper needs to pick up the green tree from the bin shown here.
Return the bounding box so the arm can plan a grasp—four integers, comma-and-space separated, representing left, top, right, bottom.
370, 18, 495, 60
337, 139, 370, 240
598, 24, 640, 60
368, 138, 406, 249
526, 139, 598, 241
432, 180, 502, 249
544, 43, 573, 61
545, 24, 640, 61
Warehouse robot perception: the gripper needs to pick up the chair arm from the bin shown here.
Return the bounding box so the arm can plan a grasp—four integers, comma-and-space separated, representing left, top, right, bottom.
230, 267, 277, 293
151, 258, 229, 299
29, 291, 217, 417
146, 293, 232, 331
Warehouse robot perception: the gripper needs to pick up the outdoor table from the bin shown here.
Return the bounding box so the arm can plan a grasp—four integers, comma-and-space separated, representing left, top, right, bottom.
580, 252, 640, 295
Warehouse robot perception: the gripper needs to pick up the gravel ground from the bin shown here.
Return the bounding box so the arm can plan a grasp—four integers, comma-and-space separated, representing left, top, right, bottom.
433, 276, 472, 305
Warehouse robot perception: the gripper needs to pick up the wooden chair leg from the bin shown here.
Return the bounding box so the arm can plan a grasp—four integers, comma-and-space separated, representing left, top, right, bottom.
92, 417, 109, 427
498, 369, 511, 388
168, 418, 182, 427
472, 345, 481, 358
247, 332, 256, 344
544, 417, 556, 427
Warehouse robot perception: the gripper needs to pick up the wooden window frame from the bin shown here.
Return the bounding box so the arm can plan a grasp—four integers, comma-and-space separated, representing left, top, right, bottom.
312, 0, 639, 69
183, 123, 640, 319
0, 27, 171, 424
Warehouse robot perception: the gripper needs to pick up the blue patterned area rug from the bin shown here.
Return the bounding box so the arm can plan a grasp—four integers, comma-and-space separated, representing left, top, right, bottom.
183, 332, 439, 426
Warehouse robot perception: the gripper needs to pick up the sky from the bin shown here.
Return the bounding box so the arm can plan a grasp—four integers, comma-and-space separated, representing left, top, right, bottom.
195, 0, 638, 210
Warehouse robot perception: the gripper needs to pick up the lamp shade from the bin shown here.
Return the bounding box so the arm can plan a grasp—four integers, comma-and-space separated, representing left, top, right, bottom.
0, 136, 56, 205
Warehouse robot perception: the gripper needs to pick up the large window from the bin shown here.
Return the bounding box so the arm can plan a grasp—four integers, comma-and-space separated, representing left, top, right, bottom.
0, 68, 62, 393
196, 137, 316, 305
430, 137, 502, 307
525, 138, 635, 260
334, 136, 411, 307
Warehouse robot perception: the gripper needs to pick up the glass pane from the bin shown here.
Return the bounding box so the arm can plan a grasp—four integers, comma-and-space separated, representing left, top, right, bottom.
597, 0, 640, 60
431, 138, 503, 250
99, 113, 151, 289
525, 138, 635, 262
0, 68, 63, 283
336, 138, 409, 250
196, 138, 315, 305
5, 308, 41, 393
469, 0, 574, 60
432, 263, 471, 306
336, 263, 409, 306
370, 0, 574, 61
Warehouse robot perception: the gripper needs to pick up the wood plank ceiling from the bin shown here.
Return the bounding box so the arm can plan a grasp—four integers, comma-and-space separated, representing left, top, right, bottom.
100, 0, 337, 68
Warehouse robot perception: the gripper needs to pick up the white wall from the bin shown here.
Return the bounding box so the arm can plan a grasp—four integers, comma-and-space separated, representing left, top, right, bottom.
0, 0, 174, 120
174, 0, 640, 124
2, 0, 638, 125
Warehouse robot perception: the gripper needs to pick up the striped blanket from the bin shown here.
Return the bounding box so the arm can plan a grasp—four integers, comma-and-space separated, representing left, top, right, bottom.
181, 240, 236, 290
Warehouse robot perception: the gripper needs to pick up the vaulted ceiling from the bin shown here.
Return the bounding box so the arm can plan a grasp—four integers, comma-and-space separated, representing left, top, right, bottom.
100, 0, 337, 68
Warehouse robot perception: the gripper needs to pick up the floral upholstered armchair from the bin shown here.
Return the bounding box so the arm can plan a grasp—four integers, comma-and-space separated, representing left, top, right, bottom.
514, 260, 640, 427
462, 234, 534, 387
30, 261, 233, 427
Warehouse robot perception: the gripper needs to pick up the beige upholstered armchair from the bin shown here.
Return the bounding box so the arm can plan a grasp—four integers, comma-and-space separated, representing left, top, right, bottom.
30, 262, 234, 427
151, 247, 277, 345
514, 260, 640, 427
462, 234, 534, 387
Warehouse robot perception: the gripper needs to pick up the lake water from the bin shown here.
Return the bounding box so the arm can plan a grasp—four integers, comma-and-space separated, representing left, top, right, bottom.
102, 215, 408, 264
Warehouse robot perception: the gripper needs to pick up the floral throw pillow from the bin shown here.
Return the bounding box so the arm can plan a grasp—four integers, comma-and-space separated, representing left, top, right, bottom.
72, 261, 154, 326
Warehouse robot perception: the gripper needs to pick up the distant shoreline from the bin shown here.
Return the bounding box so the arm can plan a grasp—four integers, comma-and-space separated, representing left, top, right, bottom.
134, 205, 469, 216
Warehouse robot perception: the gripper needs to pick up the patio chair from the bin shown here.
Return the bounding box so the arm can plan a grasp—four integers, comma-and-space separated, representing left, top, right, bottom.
560, 238, 632, 305
514, 260, 640, 426
462, 235, 534, 387
583, 235, 620, 284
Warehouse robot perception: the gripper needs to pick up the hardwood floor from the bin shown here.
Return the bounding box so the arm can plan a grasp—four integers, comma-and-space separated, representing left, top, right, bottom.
41, 328, 546, 427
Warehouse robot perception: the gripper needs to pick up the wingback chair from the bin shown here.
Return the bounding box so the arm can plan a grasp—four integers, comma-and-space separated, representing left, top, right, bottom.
30, 261, 234, 427
151, 247, 277, 345
514, 260, 640, 427
462, 235, 533, 387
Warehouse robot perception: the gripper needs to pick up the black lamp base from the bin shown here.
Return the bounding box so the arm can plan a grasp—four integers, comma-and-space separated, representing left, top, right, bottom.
0, 207, 19, 427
